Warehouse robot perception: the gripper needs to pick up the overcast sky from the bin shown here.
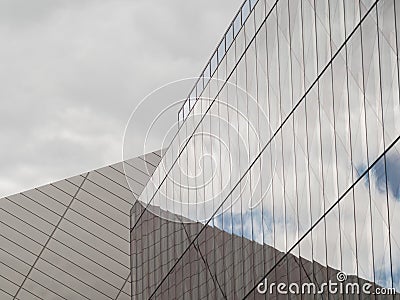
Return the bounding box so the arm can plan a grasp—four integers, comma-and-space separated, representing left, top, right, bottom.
0, 0, 243, 198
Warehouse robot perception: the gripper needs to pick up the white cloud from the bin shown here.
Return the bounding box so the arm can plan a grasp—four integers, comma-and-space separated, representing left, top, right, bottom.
0, 0, 244, 198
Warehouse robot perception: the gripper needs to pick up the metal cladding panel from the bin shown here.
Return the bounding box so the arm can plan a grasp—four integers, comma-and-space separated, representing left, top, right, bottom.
0, 151, 162, 299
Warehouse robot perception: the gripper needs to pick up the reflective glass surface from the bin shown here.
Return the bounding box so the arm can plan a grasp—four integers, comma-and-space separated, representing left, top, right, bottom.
134, 0, 400, 298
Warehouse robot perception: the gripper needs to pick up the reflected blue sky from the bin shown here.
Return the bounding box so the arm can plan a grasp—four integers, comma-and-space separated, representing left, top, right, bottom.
360, 152, 400, 201
383, 153, 400, 200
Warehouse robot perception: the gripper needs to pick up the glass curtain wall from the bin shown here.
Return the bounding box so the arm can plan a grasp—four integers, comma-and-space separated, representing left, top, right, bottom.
132, 0, 400, 297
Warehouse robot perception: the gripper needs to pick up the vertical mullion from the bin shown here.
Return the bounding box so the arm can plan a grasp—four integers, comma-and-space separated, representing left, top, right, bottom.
376, 1, 394, 290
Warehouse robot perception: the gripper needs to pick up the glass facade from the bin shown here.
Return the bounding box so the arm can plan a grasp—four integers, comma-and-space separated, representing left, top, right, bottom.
133, 0, 400, 298
1, 0, 400, 298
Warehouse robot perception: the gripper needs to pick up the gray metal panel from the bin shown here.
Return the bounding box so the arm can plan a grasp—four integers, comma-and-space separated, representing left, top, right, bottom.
0, 150, 162, 299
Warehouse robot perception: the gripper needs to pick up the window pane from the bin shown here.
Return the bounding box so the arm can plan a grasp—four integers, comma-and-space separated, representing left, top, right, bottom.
226, 25, 234, 50
233, 12, 242, 37
210, 51, 218, 76
242, 0, 251, 22
217, 39, 225, 63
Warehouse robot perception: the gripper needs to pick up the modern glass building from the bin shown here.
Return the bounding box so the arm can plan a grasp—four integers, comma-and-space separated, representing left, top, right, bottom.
133, 0, 400, 298
2, 0, 400, 299
131, 202, 380, 299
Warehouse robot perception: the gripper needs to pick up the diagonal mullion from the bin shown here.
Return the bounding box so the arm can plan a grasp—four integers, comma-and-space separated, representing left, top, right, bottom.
13, 172, 89, 299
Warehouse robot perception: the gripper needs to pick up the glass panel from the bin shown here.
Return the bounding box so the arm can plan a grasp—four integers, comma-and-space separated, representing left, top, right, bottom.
362, 7, 384, 166
282, 117, 300, 289
347, 27, 368, 179
250, 0, 256, 11
210, 51, 218, 76
386, 143, 400, 292
179, 109, 184, 127
338, 192, 358, 278
315, 0, 331, 73
302, 0, 317, 90
226, 25, 234, 50
245, 41, 258, 162
325, 204, 341, 272
205, 62, 211, 79
244, 11, 256, 47
271, 131, 285, 254
216, 54, 227, 87
370, 155, 392, 288
293, 101, 311, 246
235, 28, 246, 63
354, 173, 374, 283
306, 85, 327, 288
189, 90, 196, 110
277, 0, 292, 119
332, 48, 352, 196
255, 23, 269, 140
329, 0, 345, 53
233, 12, 242, 37
209, 79, 218, 107
217, 38, 225, 63
344, 0, 360, 37
289, 0, 304, 104
312, 217, 329, 290
254, 0, 266, 30
378, 0, 400, 148
266, 9, 280, 133
183, 101, 190, 120
196, 77, 203, 98
226, 36, 236, 76
242, 0, 251, 23
360, 0, 376, 19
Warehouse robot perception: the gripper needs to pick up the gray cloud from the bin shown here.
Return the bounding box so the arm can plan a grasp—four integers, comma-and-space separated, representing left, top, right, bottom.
0, 0, 243, 197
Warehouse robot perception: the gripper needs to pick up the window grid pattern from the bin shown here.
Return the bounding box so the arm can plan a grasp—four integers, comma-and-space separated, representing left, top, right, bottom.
134, 0, 400, 298
177, 0, 257, 128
